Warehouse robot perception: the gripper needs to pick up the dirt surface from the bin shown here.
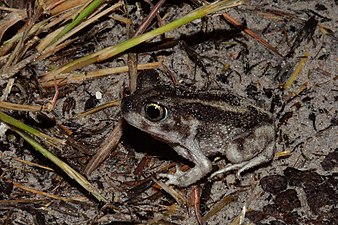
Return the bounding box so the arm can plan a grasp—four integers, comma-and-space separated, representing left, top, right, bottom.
0, 0, 337, 224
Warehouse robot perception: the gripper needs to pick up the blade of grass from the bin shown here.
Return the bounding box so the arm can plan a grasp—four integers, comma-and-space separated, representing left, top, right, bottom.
0, 111, 65, 148
40, 2, 123, 53
0, 101, 42, 112
84, 119, 123, 175
202, 193, 238, 223
283, 52, 310, 89
12, 127, 107, 203
12, 181, 83, 203
45, 0, 244, 76
0, 19, 47, 58
49, 0, 105, 46
40, 61, 162, 88
76, 99, 120, 118
222, 12, 282, 57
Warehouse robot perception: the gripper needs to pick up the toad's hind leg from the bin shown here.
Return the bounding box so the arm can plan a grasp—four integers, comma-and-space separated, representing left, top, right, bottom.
211, 125, 275, 179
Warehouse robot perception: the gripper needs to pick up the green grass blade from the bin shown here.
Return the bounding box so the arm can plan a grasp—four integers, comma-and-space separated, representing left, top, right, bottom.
0, 111, 65, 147
50, 0, 105, 46
12, 127, 107, 202
47, 0, 244, 75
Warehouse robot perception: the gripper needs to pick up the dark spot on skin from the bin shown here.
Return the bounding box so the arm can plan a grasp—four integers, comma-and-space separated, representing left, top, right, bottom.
161, 118, 192, 139
169, 86, 243, 107
160, 123, 172, 132
231, 137, 244, 151
140, 120, 150, 131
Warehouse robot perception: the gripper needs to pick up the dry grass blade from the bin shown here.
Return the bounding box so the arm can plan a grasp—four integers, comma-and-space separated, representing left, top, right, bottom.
49, 0, 87, 15
40, 61, 162, 88
1, 52, 40, 79
127, 0, 166, 92
3, 6, 42, 70
152, 178, 188, 207
49, 0, 105, 46
13, 157, 54, 171
0, 8, 27, 43
1, 78, 15, 101
0, 199, 48, 206
274, 150, 292, 159
283, 52, 310, 89
84, 119, 123, 175
191, 185, 203, 225
43, 0, 244, 77
222, 13, 282, 57
0, 101, 42, 112
76, 99, 120, 118
11, 180, 89, 203
202, 193, 238, 223
42, 1, 123, 51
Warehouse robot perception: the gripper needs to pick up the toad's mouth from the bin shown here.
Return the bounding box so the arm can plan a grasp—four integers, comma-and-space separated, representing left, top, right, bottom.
122, 112, 180, 145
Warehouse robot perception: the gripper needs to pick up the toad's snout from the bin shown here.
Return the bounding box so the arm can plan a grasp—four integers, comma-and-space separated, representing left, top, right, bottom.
121, 97, 133, 115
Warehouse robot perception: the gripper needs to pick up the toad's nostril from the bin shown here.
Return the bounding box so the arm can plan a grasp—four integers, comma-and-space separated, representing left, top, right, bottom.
121, 97, 132, 114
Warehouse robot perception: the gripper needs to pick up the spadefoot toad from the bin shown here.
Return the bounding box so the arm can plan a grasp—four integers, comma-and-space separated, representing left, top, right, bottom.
121, 70, 275, 187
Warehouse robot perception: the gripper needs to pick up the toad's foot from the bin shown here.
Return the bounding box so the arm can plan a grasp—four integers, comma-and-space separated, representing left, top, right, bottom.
210, 161, 246, 179
159, 161, 212, 187
158, 165, 186, 186
211, 154, 274, 180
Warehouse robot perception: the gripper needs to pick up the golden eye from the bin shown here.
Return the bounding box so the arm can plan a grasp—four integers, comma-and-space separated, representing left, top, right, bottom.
144, 103, 167, 122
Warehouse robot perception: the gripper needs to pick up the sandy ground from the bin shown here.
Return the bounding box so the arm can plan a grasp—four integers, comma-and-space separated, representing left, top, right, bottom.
0, 0, 337, 224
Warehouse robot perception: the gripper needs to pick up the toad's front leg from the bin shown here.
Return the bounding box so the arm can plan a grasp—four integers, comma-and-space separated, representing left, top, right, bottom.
159, 145, 212, 187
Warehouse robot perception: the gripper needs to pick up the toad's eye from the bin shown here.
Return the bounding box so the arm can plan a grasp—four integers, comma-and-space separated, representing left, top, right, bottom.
144, 103, 167, 122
